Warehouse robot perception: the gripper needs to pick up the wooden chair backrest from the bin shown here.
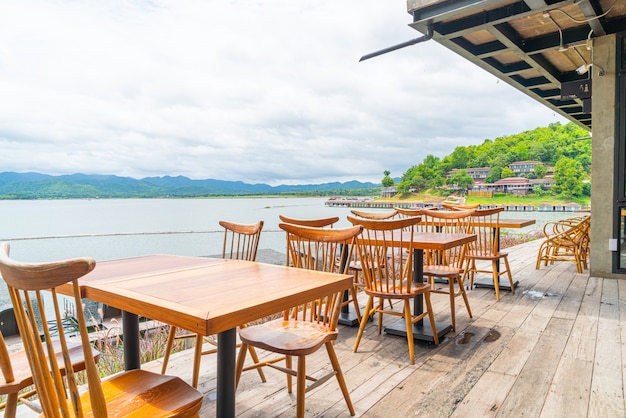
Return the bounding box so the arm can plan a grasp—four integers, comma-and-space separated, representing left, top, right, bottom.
350, 209, 398, 220
219, 220, 264, 261
346, 216, 421, 295
0, 242, 105, 417
278, 215, 339, 228
468, 207, 504, 256
417, 208, 474, 267
418, 208, 475, 234
278, 223, 363, 330
441, 202, 481, 211
394, 207, 428, 218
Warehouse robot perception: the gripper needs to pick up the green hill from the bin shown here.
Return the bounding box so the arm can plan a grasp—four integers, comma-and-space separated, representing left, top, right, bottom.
391, 122, 590, 200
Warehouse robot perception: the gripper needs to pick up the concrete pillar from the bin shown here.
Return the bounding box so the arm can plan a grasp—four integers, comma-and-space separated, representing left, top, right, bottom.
590, 34, 618, 278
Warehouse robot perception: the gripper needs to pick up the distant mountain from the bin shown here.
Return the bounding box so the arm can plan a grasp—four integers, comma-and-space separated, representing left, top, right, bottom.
0, 172, 380, 199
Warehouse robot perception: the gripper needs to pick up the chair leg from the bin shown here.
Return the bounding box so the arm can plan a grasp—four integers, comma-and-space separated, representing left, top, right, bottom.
458, 276, 472, 319
247, 346, 267, 383
296, 356, 306, 418
448, 279, 456, 331
239, 323, 267, 383
192, 334, 204, 388
503, 256, 514, 293
468, 260, 477, 288
492, 260, 500, 301
423, 292, 439, 345
354, 296, 373, 353
4, 393, 18, 418
325, 341, 356, 416
349, 285, 362, 324
286, 355, 293, 394
403, 299, 415, 364
235, 342, 248, 388
377, 299, 385, 334
161, 325, 177, 374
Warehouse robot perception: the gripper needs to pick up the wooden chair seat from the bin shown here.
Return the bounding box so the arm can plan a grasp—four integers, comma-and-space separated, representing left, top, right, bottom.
239, 319, 337, 356
422, 264, 463, 277
77, 370, 202, 417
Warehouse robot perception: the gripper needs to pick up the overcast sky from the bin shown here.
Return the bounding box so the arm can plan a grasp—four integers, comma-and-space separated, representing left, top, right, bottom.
0, 1, 568, 185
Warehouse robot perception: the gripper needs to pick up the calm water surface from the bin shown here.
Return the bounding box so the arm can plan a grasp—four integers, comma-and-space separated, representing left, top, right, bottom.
0, 198, 576, 309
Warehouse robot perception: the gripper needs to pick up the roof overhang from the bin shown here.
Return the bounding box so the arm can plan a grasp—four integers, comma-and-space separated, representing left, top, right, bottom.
404, 0, 626, 130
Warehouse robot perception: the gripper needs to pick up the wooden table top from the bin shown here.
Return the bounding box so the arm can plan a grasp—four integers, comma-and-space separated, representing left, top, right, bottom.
358, 231, 476, 251
73, 255, 353, 336
493, 218, 536, 229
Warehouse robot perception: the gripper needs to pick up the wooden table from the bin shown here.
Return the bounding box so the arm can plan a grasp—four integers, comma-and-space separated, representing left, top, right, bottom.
66, 254, 353, 418
358, 232, 476, 344
472, 218, 536, 291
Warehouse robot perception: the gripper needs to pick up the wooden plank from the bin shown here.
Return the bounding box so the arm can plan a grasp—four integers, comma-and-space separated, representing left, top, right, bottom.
368, 317, 515, 416
588, 278, 625, 417
539, 274, 599, 416
495, 317, 574, 417
451, 371, 516, 418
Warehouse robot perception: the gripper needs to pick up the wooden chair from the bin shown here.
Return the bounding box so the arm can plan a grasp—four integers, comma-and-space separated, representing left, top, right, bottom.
418, 208, 475, 331
162, 220, 265, 388
278, 214, 364, 322
0, 329, 101, 418
235, 223, 361, 418
349, 210, 399, 310
0, 242, 203, 417
350, 209, 398, 220
347, 216, 439, 364
278, 214, 339, 228
463, 207, 514, 301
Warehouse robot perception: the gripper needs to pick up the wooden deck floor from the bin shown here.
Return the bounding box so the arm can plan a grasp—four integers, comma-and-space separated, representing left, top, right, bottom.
140, 239, 622, 417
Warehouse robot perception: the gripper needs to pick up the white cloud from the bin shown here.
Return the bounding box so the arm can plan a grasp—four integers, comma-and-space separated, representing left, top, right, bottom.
0, 0, 568, 185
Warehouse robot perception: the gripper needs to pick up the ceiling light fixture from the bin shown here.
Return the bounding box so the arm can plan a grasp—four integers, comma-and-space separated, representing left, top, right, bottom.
576, 64, 590, 75
576, 63, 606, 76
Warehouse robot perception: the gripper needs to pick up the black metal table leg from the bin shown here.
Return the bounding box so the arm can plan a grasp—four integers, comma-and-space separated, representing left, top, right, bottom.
217, 328, 237, 418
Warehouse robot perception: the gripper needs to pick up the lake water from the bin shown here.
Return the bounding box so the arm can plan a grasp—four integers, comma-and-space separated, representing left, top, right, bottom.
0, 197, 576, 311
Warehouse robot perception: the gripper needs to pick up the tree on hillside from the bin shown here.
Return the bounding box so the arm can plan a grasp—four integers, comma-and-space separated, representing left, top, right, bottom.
534, 163, 547, 179
446, 170, 474, 193
397, 121, 590, 196
553, 157, 584, 197
501, 167, 515, 178
485, 166, 502, 183
382, 170, 394, 187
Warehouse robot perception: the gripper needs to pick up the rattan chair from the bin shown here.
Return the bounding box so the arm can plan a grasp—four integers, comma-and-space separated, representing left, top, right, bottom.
0, 242, 203, 417
161, 220, 265, 388
235, 223, 361, 417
